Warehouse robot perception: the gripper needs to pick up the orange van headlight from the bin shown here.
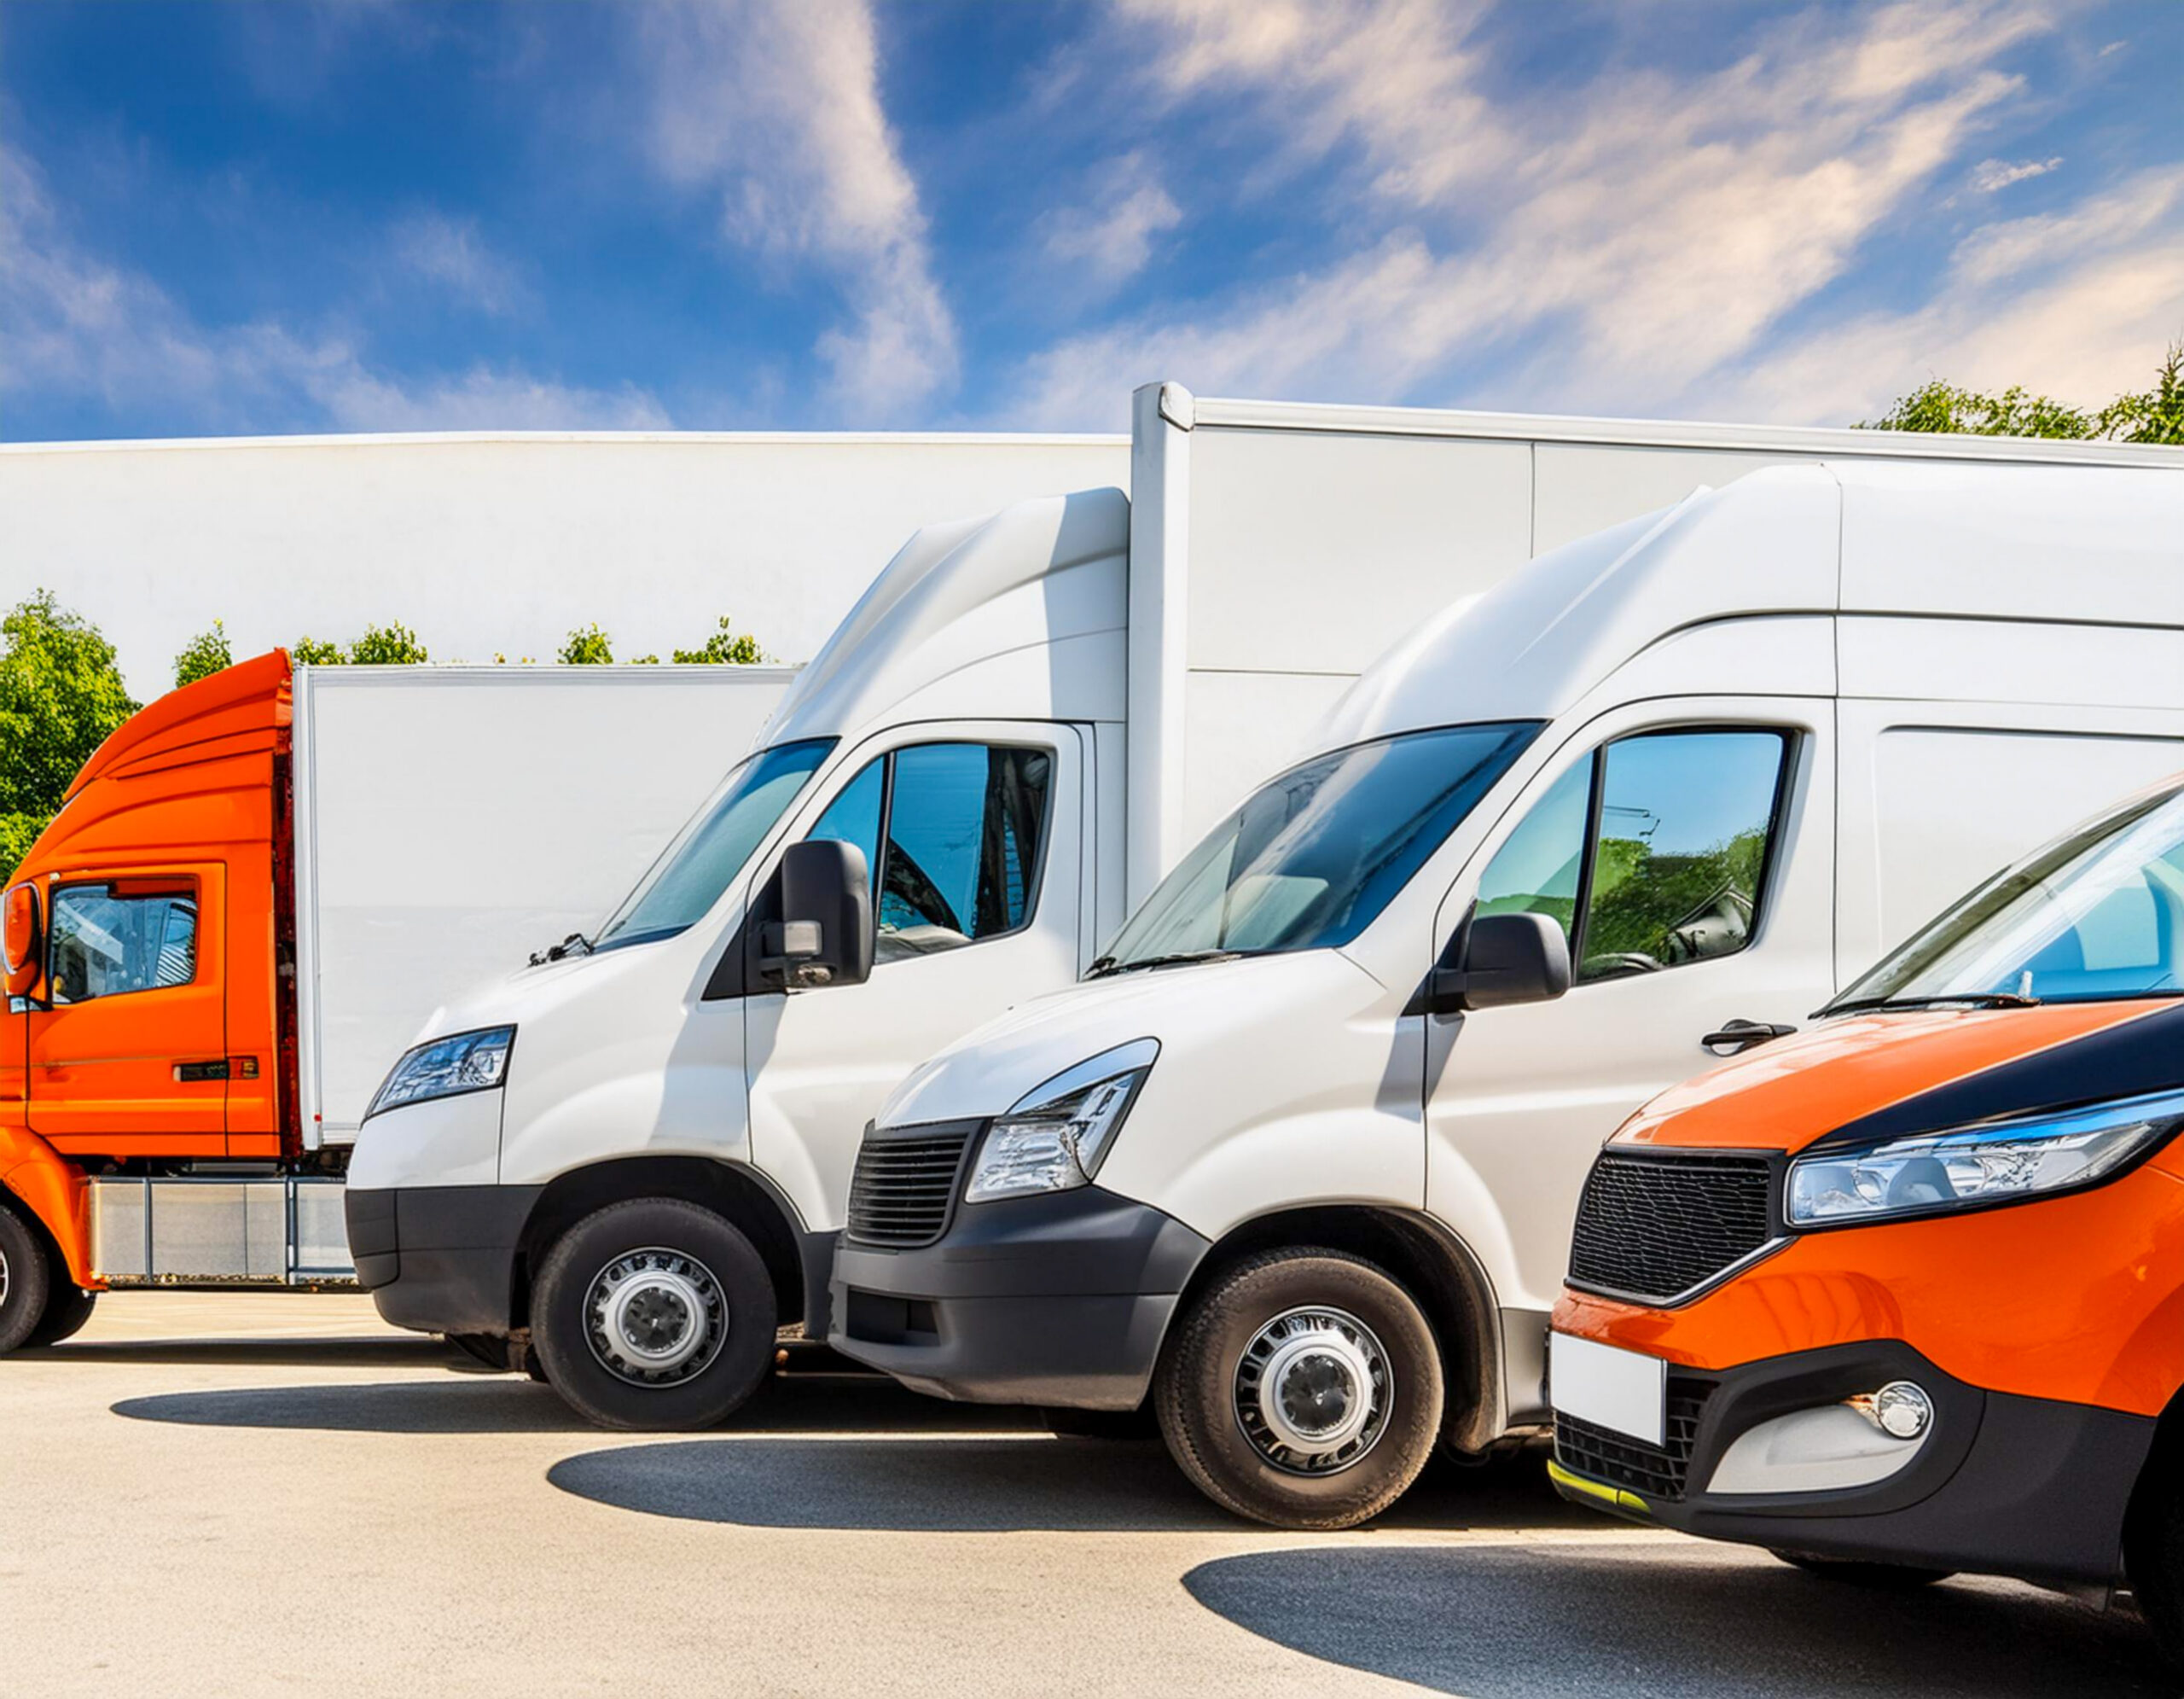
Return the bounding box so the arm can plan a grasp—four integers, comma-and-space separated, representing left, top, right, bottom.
1787, 1086, 2184, 1229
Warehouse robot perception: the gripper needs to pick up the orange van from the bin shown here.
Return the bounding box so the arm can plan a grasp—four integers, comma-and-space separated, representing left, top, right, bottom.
1548, 774, 2184, 1662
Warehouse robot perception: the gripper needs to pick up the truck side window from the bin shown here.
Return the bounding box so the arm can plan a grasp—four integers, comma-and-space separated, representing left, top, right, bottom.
1476, 759, 1591, 943
804, 743, 1053, 963
48, 886, 198, 1004
1577, 730, 1791, 983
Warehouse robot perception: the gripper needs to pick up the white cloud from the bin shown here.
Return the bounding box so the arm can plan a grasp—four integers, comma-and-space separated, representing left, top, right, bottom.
1971, 155, 2063, 193
391, 212, 529, 315
0, 142, 670, 436
1036, 151, 1184, 295
1694, 166, 2184, 426
636, 0, 956, 416
1011, 0, 2053, 425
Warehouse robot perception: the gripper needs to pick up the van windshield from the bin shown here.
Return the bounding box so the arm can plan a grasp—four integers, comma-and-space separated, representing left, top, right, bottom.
1829, 779, 2184, 1012
1093, 722, 1541, 975
594, 738, 834, 952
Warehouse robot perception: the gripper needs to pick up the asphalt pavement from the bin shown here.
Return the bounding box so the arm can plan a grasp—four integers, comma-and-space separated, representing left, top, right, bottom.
0, 1293, 2170, 1698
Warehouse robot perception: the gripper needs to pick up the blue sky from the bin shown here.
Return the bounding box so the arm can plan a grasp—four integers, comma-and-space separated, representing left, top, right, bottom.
3, 0, 2180, 440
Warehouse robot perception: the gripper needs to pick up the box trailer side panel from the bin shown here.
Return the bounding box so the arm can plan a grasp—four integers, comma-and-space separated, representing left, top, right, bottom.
295, 666, 793, 1143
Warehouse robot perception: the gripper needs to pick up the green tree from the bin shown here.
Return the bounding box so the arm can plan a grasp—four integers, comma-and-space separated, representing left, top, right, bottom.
558, 624, 614, 665
173, 620, 234, 689
291, 637, 345, 666
0, 591, 140, 881
348, 622, 429, 665
672, 617, 768, 665
1861, 341, 2184, 444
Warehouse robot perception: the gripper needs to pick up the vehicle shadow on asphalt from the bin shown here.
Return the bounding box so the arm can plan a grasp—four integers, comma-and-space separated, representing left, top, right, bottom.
107, 1368, 1043, 1437
543, 1434, 1595, 1536
1182, 1545, 2175, 1697
42, 1336, 456, 1368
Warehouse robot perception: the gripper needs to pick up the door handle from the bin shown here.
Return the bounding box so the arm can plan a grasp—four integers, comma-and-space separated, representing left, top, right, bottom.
1700, 1020, 1796, 1057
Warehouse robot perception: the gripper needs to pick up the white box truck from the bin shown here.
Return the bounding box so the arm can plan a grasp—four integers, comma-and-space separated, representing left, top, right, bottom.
0, 659, 789, 1350
340, 381, 2180, 1434
833, 454, 2184, 1527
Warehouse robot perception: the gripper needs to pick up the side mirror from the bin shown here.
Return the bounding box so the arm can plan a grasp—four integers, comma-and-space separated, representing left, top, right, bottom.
761, 839, 874, 991
1418, 911, 1571, 1016
3, 882, 43, 1000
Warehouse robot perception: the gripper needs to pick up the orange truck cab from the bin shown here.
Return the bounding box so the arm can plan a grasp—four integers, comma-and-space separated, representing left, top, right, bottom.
0, 654, 299, 1349
1547, 773, 2184, 1663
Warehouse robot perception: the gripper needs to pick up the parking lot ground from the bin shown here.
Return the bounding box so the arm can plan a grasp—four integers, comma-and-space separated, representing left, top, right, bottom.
0, 1293, 2172, 1698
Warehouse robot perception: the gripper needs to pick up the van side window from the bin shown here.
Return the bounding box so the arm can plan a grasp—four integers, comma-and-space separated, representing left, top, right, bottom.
804, 743, 1053, 963
1578, 730, 1791, 982
1475, 729, 1792, 986
49, 885, 198, 1004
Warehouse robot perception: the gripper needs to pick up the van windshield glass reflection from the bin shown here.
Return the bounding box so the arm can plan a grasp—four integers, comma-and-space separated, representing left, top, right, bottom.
595, 739, 834, 951
1095, 722, 1540, 974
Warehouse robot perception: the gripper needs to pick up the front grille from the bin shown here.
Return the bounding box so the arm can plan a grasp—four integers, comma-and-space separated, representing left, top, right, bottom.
1567, 1150, 1776, 1304
1555, 1383, 1711, 1500
845, 1121, 979, 1248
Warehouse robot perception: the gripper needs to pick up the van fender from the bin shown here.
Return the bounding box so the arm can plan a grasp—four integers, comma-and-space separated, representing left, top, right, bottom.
0, 1129, 96, 1289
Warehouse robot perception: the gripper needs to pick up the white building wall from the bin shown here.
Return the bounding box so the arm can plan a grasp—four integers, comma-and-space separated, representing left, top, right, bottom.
0, 431, 1130, 699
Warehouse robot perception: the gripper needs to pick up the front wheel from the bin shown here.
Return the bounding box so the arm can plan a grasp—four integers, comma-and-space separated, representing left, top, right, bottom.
2126, 1429, 2184, 1672
27, 1282, 97, 1348
531, 1198, 776, 1430
1154, 1248, 1443, 1529
0, 1200, 55, 1356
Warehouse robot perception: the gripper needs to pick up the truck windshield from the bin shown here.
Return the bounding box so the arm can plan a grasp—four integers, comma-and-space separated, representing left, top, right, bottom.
1829, 779, 2184, 1012
1095, 722, 1541, 973
594, 738, 835, 951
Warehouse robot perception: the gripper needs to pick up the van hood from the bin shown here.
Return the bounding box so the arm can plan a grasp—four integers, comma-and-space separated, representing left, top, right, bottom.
878, 950, 1380, 1128
404, 936, 668, 1047
1617, 998, 2184, 1157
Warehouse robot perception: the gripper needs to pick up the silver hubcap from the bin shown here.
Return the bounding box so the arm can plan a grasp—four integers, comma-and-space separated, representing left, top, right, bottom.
0, 1245, 9, 1312
1234, 1306, 1391, 1475
583, 1248, 728, 1387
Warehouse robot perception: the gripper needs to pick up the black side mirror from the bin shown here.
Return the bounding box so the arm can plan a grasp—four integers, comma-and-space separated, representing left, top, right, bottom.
761, 840, 874, 991
1417, 911, 1571, 1016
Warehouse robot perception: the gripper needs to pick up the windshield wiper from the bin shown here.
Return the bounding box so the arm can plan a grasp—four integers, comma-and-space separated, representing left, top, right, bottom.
1087, 948, 1246, 979
531, 932, 594, 967
1821, 990, 2041, 1018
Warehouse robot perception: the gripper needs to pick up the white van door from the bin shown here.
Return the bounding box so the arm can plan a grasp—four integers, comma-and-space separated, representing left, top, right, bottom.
744, 723, 1086, 1233
1422, 698, 1838, 1324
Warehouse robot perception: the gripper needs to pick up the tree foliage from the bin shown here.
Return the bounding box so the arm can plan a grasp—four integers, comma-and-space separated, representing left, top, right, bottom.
0, 591, 139, 880
558, 624, 615, 665
173, 620, 234, 689
291, 636, 346, 666
1862, 342, 2184, 444
672, 617, 768, 665
348, 621, 430, 665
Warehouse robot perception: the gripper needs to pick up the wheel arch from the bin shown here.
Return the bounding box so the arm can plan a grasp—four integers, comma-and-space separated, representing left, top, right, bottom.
514, 1156, 823, 1335
1173, 1203, 1507, 1452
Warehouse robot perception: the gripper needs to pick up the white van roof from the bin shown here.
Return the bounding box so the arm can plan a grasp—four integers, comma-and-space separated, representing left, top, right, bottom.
1313, 458, 2184, 749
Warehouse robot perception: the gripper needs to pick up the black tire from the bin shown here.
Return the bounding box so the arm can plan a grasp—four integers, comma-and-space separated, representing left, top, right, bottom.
2126, 1429, 2184, 1673
26, 1282, 97, 1348
531, 1197, 775, 1430
0, 1200, 55, 1356
1154, 1247, 1443, 1529
1770, 1550, 1955, 1589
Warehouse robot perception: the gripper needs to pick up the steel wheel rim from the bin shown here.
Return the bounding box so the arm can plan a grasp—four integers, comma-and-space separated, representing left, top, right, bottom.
582, 1247, 729, 1388
1233, 1304, 1392, 1476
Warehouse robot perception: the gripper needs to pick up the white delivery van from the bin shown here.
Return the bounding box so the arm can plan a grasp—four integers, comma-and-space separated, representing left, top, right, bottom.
347, 383, 2177, 1431
830, 457, 2184, 1528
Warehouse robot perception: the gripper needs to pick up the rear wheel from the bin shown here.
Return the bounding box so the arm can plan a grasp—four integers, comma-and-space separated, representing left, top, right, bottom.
1770, 1551, 1955, 1589
1154, 1247, 1443, 1529
531, 1198, 776, 1430
26, 1282, 97, 1348
0, 1201, 55, 1356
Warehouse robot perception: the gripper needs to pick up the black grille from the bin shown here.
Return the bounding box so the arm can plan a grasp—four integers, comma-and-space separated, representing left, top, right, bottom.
1554, 1382, 1711, 1500
1567, 1150, 1776, 1304
845, 1121, 979, 1248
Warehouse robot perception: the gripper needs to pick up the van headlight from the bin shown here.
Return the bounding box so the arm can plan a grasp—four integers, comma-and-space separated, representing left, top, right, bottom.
964, 1039, 1158, 1204
1786, 1087, 2184, 1228
365, 1026, 516, 1121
